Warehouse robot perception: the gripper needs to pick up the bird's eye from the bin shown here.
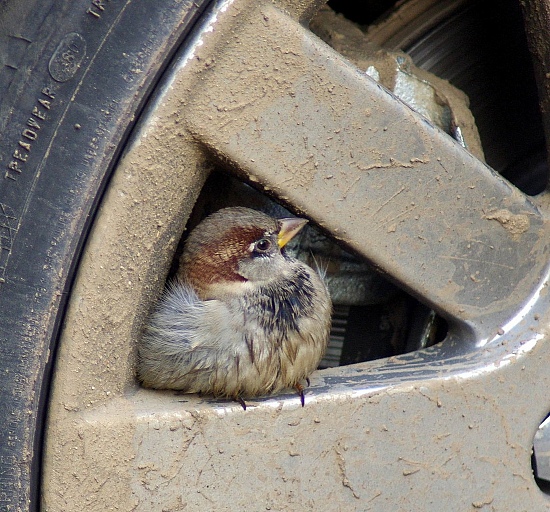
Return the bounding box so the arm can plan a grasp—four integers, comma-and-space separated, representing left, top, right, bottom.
254, 238, 272, 253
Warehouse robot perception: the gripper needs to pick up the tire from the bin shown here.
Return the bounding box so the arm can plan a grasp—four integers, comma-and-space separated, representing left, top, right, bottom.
0, 1, 211, 509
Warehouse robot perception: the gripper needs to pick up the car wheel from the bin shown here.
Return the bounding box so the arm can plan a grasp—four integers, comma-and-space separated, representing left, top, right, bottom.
1, 0, 549, 510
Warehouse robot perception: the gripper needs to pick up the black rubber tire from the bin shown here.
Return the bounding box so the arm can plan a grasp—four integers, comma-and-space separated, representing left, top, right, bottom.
0, 1, 211, 509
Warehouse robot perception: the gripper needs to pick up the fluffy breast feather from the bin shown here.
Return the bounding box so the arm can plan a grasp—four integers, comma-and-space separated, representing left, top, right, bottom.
138, 264, 331, 397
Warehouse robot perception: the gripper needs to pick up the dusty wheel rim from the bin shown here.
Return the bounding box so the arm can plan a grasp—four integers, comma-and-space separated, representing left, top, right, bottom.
43, 0, 550, 509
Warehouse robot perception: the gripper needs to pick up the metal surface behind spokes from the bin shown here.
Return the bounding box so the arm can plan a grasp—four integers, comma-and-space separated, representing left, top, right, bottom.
182, 2, 550, 342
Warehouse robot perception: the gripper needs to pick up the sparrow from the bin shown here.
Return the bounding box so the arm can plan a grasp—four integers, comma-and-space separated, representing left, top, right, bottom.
138, 206, 332, 408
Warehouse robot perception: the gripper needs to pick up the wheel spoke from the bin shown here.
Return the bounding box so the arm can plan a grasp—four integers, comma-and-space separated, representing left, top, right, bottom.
182, 2, 550, 338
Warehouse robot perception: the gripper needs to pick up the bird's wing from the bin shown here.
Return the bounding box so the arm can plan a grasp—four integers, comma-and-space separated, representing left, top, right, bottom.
141, 281, 207, 354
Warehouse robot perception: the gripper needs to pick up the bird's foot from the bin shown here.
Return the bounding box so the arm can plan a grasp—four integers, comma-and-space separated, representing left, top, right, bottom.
234, 395, 247, 410
295, 383, 305, 407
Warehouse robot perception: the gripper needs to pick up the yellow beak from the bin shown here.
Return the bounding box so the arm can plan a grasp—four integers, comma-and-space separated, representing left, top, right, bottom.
277, 217, 308, 248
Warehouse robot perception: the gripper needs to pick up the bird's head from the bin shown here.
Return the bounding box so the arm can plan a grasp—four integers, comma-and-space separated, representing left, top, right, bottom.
179, 207, 308, 299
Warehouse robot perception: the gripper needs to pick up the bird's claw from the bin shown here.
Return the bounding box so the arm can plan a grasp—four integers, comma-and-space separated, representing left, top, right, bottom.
235, 396, 247, 410
295, 383, 305, 407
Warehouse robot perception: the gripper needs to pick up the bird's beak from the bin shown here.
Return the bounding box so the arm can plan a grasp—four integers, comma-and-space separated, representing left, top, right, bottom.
277, 217, 308, 248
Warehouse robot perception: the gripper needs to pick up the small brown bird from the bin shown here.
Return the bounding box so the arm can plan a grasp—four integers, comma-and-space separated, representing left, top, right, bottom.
138, 206, 332, 408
